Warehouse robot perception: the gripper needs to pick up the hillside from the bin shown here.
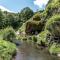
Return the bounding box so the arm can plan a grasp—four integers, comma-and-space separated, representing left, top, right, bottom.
0, 0, 60, 60
19, 0, 60, 55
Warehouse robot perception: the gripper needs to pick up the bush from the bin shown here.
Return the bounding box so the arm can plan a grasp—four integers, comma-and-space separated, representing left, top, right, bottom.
25, 20, 44, 35
40, 0, 60, 23
19, 7, 34, 23
32, 36, 37, 42
2, 27, 16, 42
45, 0, 60, 17
0, 40, 16, 60
49, 43, 60, 54
45, 14, 60, 37
37, 30, 51, 45
19, 23, 26, 33
22, 37, 27, 41
33, 13, 41, 21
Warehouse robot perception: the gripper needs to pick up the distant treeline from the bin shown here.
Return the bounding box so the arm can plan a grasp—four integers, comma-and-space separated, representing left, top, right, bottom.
0, 7, 34, 29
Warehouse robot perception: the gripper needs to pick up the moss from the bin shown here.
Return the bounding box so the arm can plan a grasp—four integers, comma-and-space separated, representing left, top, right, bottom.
25, 20, 44, 35
49, 43, 60, 54
0, 40, 16, 60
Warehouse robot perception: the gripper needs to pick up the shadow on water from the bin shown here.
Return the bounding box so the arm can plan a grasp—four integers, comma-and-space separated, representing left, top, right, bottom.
12, 41, 60, 60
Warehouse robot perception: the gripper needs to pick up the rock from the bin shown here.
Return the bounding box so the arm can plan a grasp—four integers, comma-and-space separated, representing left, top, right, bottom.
57, 53, 60, 57
12, 39, 21, 46
16, 31, 20, 35
25, 21, 44, 35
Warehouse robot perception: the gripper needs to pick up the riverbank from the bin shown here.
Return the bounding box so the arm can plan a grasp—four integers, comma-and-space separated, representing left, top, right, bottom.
16, 33, 60, 57
0, 40, 16, 60
12, 41, 60, 60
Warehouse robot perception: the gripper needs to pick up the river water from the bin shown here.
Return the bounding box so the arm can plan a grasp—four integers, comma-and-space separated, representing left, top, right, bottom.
13, 41, 60, 60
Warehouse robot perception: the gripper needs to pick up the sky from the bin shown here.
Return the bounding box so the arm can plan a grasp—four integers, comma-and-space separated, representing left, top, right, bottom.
0, 0, 49, 13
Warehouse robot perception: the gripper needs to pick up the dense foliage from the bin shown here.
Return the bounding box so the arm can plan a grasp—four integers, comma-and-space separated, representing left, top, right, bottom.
0, 7, 34, 30
0, 40, 16, 60
0, 0, 60, 59
45, 14, 60, 37
3, 27, 16, 42
19, 7, 34, 23
37, 30, 50, 45
25, 20, 43, 35
18, 0, 60, 55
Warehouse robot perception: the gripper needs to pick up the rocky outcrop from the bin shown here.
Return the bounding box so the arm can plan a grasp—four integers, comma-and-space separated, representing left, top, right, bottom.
25, 20, 44, 35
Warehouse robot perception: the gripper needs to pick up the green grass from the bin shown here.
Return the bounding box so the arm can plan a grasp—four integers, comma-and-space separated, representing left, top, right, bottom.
0, 40, 16, 60
49, 43, 60, 54
45, 14, 60, 36
37, 30, 50, 45
0, 27, 16, 41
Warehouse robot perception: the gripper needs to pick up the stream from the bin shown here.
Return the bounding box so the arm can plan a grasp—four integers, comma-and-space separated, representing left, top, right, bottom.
12, 41, 60, 60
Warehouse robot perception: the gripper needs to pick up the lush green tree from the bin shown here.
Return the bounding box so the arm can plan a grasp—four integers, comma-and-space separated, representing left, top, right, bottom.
0, 7, 34, 29
0, 10, 4, 29
19, 7, 34, 23
3, 13, 19, 29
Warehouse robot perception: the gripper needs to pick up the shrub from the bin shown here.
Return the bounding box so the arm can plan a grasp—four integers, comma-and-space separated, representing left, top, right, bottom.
49, 43, 60, 54
0, 40, 16, 60
37, 30, 51, 45
19, 7, 34, 23
28, 36, 32, 40
45, 14, 60, 37
40, 0, 60, 23
32, 36, 37, 42
19, 23, 26, 33
45, 0, 60, 17
3, 27, 16, 42
33, 13, 41, 21
22, 37, 27, 41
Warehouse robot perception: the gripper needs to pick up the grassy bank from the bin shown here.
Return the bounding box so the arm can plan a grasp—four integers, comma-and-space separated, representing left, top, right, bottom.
0, 40, 16, 60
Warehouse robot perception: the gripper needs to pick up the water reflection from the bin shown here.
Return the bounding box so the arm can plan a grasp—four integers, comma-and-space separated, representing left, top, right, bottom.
13, 41, 60, 60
